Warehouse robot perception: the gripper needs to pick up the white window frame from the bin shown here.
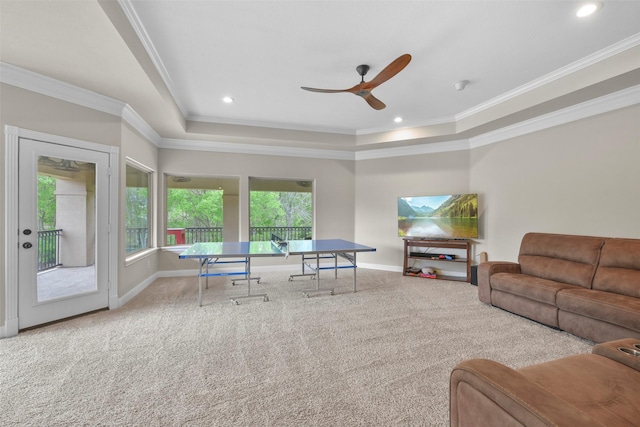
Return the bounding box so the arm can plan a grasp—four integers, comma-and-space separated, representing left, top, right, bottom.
124, 158, 156, 264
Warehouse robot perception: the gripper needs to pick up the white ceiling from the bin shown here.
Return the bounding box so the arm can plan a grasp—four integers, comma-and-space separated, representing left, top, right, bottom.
1, 1, 640, 151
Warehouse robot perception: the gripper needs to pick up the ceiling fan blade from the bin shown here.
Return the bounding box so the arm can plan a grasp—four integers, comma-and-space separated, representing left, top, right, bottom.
363, 53, 412, 90
362, 93, 386, 110
301, 87, 350, 93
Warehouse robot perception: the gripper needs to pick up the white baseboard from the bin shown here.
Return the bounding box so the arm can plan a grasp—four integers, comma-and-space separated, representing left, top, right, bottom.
359, 263, 403, 272
0, 317, 19, 339
116, 272, 160, 308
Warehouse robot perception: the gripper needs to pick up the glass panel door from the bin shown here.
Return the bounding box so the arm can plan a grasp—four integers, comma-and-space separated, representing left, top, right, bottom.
36, 156, 97, 301
19, 139, 109, 329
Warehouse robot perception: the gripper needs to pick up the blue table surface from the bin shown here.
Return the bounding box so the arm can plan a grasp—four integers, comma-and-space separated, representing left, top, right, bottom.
179, 239, 376, 258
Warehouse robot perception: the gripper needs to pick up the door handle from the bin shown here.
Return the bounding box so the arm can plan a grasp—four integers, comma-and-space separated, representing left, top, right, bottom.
23, 242, 33, 249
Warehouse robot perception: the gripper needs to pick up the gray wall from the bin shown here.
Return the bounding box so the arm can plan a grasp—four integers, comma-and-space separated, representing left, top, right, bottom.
470, 104, 640, 261
355, 150, 471, 270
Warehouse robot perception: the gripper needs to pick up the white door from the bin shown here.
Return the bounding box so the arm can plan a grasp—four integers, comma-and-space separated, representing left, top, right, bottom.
18, 138, 110, 329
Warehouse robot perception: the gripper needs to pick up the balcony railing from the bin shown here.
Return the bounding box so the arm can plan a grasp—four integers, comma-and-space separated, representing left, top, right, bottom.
184, 227, 223, 244
163, 226, 312, 244
126, 226, 313, 247
39, 226, 311, 272
126, 227, 149, 254
249, 226, 312, 241
38, 229, 62, 272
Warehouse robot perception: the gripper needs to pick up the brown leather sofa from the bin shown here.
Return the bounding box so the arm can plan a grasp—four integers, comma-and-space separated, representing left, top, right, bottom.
478, 232, 640, 343
450, 338, 640, 427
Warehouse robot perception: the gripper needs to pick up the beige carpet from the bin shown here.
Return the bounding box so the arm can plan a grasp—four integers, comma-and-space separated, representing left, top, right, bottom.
1, 269, 593, 426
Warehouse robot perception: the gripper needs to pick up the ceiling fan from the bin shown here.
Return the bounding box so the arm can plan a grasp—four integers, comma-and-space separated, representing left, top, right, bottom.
301, 53, 411, 110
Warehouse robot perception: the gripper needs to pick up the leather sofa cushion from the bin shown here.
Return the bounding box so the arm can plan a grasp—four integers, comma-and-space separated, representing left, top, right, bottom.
518, 233, 604, 288
592, 238, 640, 298
557, 288, 640, 332
491, 273, 579, 305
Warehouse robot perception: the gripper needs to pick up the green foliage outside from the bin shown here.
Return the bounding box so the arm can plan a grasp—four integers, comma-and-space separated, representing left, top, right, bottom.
38, 175, 57, 230
126, 187, 149, 228
250, 191, 312, 228
167, 189, 223, 228
167, 188, 313, 229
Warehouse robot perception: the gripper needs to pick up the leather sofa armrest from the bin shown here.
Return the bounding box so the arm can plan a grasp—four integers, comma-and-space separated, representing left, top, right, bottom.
450, 359, 603, 427
477, 261, 521, 304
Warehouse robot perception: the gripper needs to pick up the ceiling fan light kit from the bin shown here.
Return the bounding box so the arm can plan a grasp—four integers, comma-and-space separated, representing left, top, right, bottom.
301, 53, 412, 110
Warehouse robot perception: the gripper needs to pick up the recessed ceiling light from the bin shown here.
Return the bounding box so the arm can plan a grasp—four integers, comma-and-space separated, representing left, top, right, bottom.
222, 96, 234, 103
577, 2, 602, 17
453, 80, 469, 91
394, 117, 403, 123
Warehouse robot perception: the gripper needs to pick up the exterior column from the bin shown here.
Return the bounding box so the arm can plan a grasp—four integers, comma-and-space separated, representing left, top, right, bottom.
56, 178, 94, 267
223, 194, 239, 242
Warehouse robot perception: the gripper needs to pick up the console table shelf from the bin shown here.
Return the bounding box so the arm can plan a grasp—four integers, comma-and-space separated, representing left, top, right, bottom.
403, 238, 472, 282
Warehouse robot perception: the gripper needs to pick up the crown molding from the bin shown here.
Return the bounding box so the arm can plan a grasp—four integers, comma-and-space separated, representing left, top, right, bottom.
355, 115, 455, 136
0, 62, 125, 117
122, 105, 162, 146
3, 61, 638, 161
1, 61, 161, 147
355, 139, 469, 161
117, 0, 188, 118
159, 138, 355, 160
188, 114, 356, 136
457, 32, 640, 121
469, 84, 640, 149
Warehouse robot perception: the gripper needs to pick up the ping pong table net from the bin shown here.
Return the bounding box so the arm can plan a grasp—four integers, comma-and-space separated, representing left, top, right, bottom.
270, 234, 289, 256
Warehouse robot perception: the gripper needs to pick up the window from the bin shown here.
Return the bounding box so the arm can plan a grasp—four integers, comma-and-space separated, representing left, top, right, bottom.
165, 175, 239, 245
249, 178, 313, 241
125, 162, 152, 255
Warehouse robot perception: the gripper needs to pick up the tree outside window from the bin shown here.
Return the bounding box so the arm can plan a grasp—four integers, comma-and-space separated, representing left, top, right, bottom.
249, 178, 313, 241
165, 175, 238, 244
125, 163, 152, 254
38, 175, 56, 230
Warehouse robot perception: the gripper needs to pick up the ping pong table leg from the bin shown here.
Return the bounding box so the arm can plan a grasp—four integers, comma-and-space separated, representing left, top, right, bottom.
353, 252, 357, 293
302, 252, 334, 297
316, 253, 320, 290
205, 258, 209, 289
247, 256, 251, 296
230, 256, 269, 304
198, 258, 205, 307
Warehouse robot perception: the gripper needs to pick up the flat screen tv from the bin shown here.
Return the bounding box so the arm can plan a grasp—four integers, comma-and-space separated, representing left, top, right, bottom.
398, 194, 478, 239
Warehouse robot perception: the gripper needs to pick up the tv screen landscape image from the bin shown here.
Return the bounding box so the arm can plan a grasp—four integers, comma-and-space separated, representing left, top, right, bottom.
398, 194, 478, 239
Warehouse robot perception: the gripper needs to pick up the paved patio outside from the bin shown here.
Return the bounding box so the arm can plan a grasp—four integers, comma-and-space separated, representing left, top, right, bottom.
37, 265, 96, 301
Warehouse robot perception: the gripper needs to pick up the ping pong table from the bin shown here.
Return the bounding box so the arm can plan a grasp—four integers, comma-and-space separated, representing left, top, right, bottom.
179, 238, 376, 306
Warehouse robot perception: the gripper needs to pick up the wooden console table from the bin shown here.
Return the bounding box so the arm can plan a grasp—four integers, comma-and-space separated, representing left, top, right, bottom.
403, 238, 472, 282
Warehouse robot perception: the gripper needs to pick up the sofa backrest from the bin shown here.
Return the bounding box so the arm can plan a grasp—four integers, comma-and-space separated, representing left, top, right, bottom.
518, 233, 605, 288
592, 238, 640, 297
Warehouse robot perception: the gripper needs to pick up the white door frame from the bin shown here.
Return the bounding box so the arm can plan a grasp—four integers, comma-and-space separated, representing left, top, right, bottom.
4, 125, 119, 337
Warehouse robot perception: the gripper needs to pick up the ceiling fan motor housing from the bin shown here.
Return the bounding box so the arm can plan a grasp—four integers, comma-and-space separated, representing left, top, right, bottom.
356, 64, 370, 77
